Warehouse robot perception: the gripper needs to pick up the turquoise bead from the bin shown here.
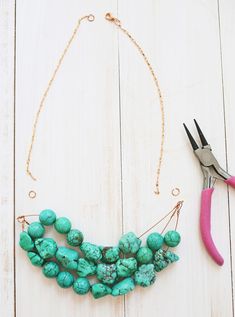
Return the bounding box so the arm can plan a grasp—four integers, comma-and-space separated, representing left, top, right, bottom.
56, 271, 74, 288
19, 231, 34, 251
91, 283, 112, 299
136, 247, 153, 264
147, 232, 164, 251
35, 238, 57, 259
43, 261, 60, 278
80, 242, 102, 262
54, 217, 71, 234
134, 264, 156, 287
118, 232, 141, 254
116, 258, 137, 277
27, 251, 44, 267
73, 277, 90, 295
77, 258, 97, 277
164, 230, 181, 247
164, 250, 179, 263
101, 246, 120, 263
112, 277, 135, 296
96, 263, 117, 285
28, 222, 45, 239
67, 229, 84, 246
153, 249, 168, 272
39, 209, 56, 226
56, 246, 79, 270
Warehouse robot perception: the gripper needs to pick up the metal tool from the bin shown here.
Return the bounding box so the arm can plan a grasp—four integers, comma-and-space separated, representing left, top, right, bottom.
183, 119, 235, 266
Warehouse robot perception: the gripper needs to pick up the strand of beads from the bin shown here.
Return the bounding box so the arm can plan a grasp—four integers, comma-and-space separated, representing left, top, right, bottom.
19, 209, 181, 299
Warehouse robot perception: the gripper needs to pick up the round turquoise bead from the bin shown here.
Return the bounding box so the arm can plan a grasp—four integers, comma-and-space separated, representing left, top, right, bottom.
39, 209, 56, 226
28, 222, 45, 239
146, 232, 163, 251
164, 230, 181, 247
43, 262, 59, 278
67, 229, 84, 246
56, 271, 74, 288
54, 217, 71, 234
73, 277, 90, 295
118, 232, 141, 254
136, 247, 153, 264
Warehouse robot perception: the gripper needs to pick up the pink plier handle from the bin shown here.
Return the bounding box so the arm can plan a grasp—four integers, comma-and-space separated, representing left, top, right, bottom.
200, 176, 235, 266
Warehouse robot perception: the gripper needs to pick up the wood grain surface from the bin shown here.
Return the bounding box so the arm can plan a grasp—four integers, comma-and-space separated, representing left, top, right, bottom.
0, 1, 235, 316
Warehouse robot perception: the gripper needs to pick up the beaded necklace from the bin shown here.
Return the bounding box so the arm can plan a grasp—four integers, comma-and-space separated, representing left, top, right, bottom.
17, 13, 183, 299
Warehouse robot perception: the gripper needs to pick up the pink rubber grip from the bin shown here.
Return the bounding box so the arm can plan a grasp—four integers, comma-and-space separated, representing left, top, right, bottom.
200, 188, 224, 266
224, 176, 235, 188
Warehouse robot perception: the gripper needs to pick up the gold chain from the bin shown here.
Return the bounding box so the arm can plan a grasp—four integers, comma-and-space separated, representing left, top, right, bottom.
26, 13, 164, 195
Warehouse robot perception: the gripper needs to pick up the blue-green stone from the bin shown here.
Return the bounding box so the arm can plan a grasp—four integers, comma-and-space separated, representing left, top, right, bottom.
164, 230, 181, 247
27, 251, 44, 267
56, 246, 79, 270
28, 222, 45, 239
101, 247, 120, 263
118, 232, 141, 254
164, 250, 179, 263
77, 258, 96, 277
112, 277, 135, 296
42, 261, 60, 278
134, 264, 156, 287
91, 283, 112, 299
147, 232, 164, 251
116, 257, 137, 277
67, 229, 84, 246
136, 247, 153, 264
56, 271, 74, 288
153, 249, 168, 272
73, 277, 90, 295
96, 263, 117, 285
19, 231, 34, 251
35, 238, 57, 259
39, 209, 56, 226
80, 242, 102, 262
54, 217, 71, 234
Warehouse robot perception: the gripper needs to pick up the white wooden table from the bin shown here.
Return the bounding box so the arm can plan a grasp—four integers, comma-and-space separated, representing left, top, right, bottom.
1, 1, 235, 316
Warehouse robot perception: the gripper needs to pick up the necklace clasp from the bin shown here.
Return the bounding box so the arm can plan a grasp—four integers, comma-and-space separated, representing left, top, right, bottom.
105, 13, 121, 26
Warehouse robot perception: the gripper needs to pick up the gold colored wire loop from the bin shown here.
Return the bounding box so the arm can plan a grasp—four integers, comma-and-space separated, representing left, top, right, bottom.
171, 187, 180, 197
28, 190, 37, 199
138, 200, 183, 238
26, 12, 165, 196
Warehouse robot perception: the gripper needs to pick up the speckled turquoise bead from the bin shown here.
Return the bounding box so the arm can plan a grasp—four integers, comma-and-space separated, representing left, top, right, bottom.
42, 261, 60, 278
136, 247, 153, 264
67, 229, 84, 247
56, 246, 79, 270
96, 263, 117, 285
134, 264, 156, 287
27, 251, 44, 266
112, 278, 135, 296
56, 271, 74, 288
164, 230, 181, 247
153, 249, 168, 272
80, 242, 102, 262
73, 277, 90, 295
118, 232, 141, 254
54, 217, 71, 234
101, 247, 120, 263
116, 258, 137, 277
19, 231, 34, 251
91, 283, 112, 299
28, 222, 45, 239
77, 258, 97, 277
39, 209, 56, 226
147, 232, 164, 251
35, 238, 57, 259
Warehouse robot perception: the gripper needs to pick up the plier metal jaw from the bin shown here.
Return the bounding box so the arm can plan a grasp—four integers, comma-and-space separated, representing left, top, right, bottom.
183, 120, 235, 266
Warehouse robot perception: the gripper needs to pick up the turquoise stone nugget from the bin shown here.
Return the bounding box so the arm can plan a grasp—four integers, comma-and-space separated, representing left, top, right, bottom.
20, 209, 181, 299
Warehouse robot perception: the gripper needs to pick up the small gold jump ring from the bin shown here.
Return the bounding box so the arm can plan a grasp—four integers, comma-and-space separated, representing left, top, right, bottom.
87, 14, 95, 22
171, 188, 180, 197
28, 190, 37, 199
